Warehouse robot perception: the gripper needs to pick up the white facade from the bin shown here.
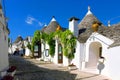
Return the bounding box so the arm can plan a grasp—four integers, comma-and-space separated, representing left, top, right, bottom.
40, 9, 120, 79
69, 18, 79, 37
73, 32, 120, 80
41, 42, 51, 61
105, 46, 120, 80
0, 7, 9, 77
8, 36, 33, 56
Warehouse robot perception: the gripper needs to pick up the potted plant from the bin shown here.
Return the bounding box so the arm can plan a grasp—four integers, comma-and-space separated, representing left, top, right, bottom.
7, 66, 17, 76
68, 63, 76, 70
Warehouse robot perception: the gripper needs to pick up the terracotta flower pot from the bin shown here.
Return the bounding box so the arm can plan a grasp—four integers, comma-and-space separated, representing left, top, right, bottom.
92, 23, 99, 32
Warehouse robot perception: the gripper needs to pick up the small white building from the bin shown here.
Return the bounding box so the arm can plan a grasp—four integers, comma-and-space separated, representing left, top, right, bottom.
9, 36, 32, 56
0, 2, 9, 77
71, 6, 120, 80
41, 16, 66, 62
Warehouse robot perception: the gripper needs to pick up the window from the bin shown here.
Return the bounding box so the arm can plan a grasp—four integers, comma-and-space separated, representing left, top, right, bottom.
58, 44, 62, 54
45, 49, 49, 57
34, 45, 38, 52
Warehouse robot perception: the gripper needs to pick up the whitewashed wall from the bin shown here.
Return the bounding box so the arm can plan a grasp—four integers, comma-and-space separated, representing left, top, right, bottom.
53, 40, 58, 64
104, 46, 120, 80
84, 32, 120, 79
69, 19, 79, 37
71, 41, 81, 69
42, 43, 51, 61
0, 24, 9, 77
85, 32, 113, 62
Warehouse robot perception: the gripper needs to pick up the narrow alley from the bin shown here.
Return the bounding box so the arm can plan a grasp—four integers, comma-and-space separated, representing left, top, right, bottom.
9, 55, 111, 80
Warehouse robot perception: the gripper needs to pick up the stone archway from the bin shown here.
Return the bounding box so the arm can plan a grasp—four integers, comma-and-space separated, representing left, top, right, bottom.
85, 42, 102, 69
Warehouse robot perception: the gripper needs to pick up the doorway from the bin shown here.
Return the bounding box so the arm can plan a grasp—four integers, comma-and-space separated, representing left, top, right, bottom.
58, 44, 63, 63
85, 42, 102, 69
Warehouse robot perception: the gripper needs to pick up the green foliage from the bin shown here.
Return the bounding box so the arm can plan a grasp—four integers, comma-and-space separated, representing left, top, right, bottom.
40, 32, 48, 42
31, 30, 41, 56
58, 30, 76, 60
54, 30, 62, 39
31, 30, 55, 57
27, 42, 31, 50
31, 29, 76, 59
46, 32, 55, 57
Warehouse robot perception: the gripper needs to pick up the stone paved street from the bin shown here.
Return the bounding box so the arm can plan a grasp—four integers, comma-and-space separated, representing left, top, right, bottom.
9, 56, 111, 80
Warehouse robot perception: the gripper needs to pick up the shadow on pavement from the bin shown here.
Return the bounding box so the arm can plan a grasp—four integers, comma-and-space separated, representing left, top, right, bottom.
9, 55, 77, 80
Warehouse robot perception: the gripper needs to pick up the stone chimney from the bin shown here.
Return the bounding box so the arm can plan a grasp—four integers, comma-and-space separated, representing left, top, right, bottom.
108, 20, 111, 27
69, 17, 79, 37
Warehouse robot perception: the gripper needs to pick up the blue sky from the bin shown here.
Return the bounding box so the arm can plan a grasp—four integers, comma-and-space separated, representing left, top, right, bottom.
4, 0, 120, 42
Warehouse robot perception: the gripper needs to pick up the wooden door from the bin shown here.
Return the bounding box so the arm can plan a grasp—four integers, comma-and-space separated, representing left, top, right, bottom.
58, 44, 63, 63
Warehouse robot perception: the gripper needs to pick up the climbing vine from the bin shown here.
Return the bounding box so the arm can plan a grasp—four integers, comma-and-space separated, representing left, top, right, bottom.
54, 30, 76, 60
31, 29, 76, 59
46, 32, 55, 57
31, 30, 41, 56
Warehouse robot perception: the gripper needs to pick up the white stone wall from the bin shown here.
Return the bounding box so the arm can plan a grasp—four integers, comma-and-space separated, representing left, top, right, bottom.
0, 10, 5, 27
25, 47, 32, 56
85, 32, 113, 62
42, 43, 51, 61
104, 46, 120, 80
0, 24, 9, 77
63, 56, 69, 66
53, 40, 58, 64
69, 19, 79, 37
83, 32, 120, 79
71, 41, 81, 69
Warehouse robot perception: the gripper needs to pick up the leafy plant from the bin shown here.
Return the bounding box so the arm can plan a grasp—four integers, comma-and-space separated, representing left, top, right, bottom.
27, 42, 31, 50
59, 30, 76, 60
46, 32, 55, 57
31, 30, 41, 56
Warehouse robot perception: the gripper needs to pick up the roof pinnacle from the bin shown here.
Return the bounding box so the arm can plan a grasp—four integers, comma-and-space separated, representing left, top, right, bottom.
88, 6, 90, 11
108, 20, 111, 27
86, 6, 92, 15
51, 16, 56, 22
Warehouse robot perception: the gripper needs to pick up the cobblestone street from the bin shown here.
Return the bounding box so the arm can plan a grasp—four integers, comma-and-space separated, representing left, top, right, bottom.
9, 56, 111, 80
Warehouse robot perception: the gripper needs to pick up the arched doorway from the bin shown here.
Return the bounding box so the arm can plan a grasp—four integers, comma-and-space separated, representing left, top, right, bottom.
85, 42, 102, 69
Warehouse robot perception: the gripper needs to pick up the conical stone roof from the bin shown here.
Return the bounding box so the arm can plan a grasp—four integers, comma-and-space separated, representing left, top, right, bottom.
44, 21, 60, 34
78, 6, 103, 43
78, 6, 101, 29
14, 36, 23, 43
42, 17, 64, 34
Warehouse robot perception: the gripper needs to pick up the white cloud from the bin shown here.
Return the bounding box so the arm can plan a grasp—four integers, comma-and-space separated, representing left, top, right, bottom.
38, 22, 43, 26
25, 16, 35, 24
25, 16, 44, 26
